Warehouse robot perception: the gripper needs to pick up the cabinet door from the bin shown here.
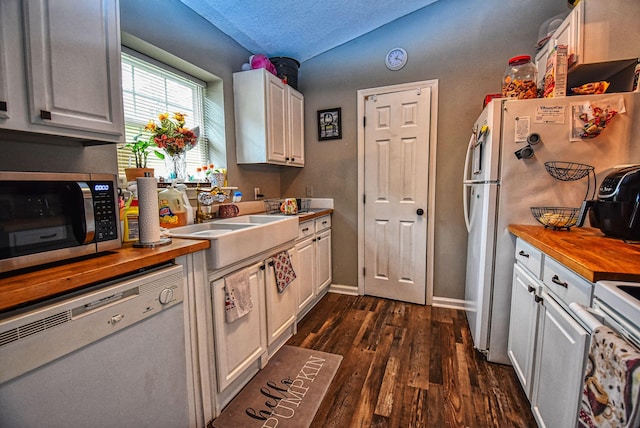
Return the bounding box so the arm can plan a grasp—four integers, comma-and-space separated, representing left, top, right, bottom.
531, 294, 589, 428
507, 263, 541, 399
287, 88, 304, 166
22, 0, 124, 138
551, 1, 582, 67
212, 262, 267, 392
265, 75, 287, 163
316, 229, 332, 293
294, 236, 316, 313
0, 0, 27, 125
265, 250, 297, 346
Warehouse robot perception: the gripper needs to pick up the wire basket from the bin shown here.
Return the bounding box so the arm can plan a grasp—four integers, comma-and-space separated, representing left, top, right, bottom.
530, 207, 580, 230
263, 199, 284, 214
263, 198, 311, 214
544, 161, 594, 181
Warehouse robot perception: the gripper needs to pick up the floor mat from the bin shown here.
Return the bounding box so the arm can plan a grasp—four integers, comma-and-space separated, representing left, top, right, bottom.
212, 345, 342, 427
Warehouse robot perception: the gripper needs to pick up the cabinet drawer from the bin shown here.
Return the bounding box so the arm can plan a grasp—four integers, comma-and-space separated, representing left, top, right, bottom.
315, 215, 331, 233
515, 239, 543, 279
543, 256, 592, 307
298, 221, 314, 240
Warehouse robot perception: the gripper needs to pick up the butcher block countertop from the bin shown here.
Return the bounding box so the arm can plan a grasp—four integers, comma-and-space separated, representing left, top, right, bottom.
508, 225, 640, 283
0, 238, 209, 313
297, 209, 333, 222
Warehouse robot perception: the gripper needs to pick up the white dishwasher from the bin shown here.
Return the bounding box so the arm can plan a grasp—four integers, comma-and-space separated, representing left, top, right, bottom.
0, 263, 192, 428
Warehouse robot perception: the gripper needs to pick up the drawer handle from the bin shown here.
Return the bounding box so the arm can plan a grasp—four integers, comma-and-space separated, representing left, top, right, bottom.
302, 227, 309, 232
40, 110, 52, 120
534, 295, 543, 303
0, 101, 7, 112
551, 275, 568, 288
322, 221, 328, 225
527, 285, 535, 293
518, 250, 529, 258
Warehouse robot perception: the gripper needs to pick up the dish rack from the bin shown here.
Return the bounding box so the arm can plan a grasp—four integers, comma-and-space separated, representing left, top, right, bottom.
531, 162, 595, 230
263, 198, 311, 215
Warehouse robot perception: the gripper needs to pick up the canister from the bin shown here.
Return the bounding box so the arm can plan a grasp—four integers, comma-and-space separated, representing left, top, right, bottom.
502, 55, 538, 99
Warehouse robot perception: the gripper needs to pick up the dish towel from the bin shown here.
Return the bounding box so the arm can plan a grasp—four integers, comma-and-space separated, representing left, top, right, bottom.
272, 251, 296, 293
224, 268, 253, 323
578, 325, 640, 428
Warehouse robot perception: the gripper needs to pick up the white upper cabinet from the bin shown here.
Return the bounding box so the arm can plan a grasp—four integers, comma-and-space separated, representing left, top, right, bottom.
234, 68, 305, 167
0, 0, 125, 142
536, 0, 640, 89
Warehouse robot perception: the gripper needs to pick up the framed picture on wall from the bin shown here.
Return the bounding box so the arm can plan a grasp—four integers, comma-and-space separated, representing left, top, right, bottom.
317, 108, 342, 140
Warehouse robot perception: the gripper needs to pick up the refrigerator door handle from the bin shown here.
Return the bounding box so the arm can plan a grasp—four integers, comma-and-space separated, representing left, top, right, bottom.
463, 134, 475, 232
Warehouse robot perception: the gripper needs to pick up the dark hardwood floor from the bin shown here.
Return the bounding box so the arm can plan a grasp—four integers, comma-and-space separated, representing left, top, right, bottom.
286, 293, 537, 428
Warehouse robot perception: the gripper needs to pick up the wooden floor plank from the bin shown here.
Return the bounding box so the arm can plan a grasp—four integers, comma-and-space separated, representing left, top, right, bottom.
288, 294, 536, 428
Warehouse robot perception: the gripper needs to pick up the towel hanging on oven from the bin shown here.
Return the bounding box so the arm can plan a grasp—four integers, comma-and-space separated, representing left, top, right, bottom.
272, 251, 296, 293
578, 325, 640, 428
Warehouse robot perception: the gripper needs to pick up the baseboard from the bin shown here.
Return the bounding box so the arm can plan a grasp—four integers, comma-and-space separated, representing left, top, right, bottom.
328, 283, 359, 296
431, 296, 467, 311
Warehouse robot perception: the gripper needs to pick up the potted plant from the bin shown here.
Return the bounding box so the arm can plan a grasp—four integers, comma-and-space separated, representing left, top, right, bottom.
122, 133, 157, 182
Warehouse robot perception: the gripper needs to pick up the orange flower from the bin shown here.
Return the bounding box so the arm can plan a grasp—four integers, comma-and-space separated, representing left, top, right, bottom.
144, 120, 157, 132
158, 113, 169, 121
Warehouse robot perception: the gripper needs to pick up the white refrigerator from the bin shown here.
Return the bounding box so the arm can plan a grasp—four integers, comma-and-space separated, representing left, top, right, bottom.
463, 92, 640, 364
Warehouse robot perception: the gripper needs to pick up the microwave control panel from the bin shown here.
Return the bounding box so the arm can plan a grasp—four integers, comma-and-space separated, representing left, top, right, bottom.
91, 182, 119, 242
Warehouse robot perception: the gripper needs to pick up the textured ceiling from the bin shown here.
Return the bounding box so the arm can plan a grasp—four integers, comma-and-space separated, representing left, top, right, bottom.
177, 0, 440, 63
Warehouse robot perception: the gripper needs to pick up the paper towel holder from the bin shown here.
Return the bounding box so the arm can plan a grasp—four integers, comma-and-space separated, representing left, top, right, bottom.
133, 237, 172, 248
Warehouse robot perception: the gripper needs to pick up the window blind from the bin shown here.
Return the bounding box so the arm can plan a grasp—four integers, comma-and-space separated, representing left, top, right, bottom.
119, 52, 208, 180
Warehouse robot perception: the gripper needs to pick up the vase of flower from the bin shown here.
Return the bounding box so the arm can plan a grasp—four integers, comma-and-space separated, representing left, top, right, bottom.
144, 112, 199, 182
166, 151, 188, 182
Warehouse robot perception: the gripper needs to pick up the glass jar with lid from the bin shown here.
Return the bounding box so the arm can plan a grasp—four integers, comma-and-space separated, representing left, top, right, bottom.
502, 55, 538, 99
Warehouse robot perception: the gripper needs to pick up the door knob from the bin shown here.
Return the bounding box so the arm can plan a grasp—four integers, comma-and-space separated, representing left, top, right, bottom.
416, 208, 424, 216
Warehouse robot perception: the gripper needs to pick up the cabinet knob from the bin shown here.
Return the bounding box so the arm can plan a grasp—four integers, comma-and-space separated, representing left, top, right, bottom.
416, 208, 424, 216
291, 157, 295, 162
518, 250, 530, 258
534, 295, 543, 303
40, 110, 52, 120
527, 285, 535, 293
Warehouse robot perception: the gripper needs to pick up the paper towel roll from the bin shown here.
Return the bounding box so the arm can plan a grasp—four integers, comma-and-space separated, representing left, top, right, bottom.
137, 176, 161, 244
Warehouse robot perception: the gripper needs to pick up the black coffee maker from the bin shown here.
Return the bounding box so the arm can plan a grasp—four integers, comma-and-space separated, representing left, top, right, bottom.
578, 164, 640, 240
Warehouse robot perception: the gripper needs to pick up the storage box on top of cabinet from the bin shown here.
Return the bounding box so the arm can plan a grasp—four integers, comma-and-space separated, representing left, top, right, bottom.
0, 0, 124, 143
234, 68, 304, 167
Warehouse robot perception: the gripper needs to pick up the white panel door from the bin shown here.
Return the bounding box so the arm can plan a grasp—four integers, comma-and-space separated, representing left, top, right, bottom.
363, 88, 431, 304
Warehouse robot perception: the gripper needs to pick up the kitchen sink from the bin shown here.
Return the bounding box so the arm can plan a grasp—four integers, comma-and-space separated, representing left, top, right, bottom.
169, 215, 298, 270
212, 214, 291, 224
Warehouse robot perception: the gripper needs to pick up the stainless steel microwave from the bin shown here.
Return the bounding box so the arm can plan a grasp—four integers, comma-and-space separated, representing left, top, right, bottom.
0, 172, 121, 273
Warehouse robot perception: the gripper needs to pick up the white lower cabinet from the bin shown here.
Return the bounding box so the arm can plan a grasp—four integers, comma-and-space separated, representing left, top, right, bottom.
531, 293, 589, 428
294, 215, 332, 317
316, 228, 332, 293
265, 249, 297, 352
294, 235, 316, 312
211, 261, 267, 393
509, 237, 592, 428
507, 263, 541, 400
